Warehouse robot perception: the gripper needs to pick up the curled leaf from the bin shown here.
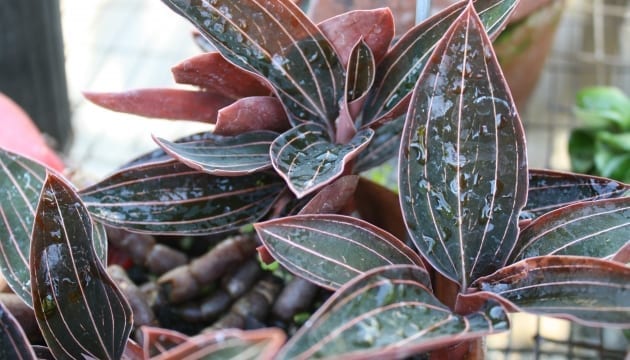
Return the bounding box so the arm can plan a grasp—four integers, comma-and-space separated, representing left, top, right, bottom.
0, 301, 36, 360
215, 96, 290, 135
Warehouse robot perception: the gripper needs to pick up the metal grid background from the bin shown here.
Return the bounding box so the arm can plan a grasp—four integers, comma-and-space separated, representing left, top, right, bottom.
488, 0, 630, 358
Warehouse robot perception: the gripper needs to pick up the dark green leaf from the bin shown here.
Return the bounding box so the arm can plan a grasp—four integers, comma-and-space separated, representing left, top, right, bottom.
0, 301, 36, 360
354, 115, 404, 173
568, 129, 596, 174
31, 173, 132, 359
0, 150, 107, 307
278, 265, 508, 359
162, 0, 344, 131
255, 214, 425, 289
346, 39, 375, 103
271, 123, 373, 198
523, 169, 628, 220
154, 131, 277, 176
80, 161, 285, 235
0, 149, 47, 306
361, 0, 518, 126
399, 4, 527, 288
574, 86, 630, 130
473, 256, 630, 327
145, 328, 285, 359
511, 197, 630, 262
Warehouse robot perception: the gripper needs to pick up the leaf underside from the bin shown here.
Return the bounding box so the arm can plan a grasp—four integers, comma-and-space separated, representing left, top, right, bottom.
271, 123, 374, 198
474, 256, 630, 328
255, 214, 425, 290
155, 130, 278, 176
31, 173, 132, 360
510, 197, 630, 262
522, 169, 629, 220
279, 265, 508, 359
399, 4, 527, 289
162, 0, 344, 130
80, 161, 285, 235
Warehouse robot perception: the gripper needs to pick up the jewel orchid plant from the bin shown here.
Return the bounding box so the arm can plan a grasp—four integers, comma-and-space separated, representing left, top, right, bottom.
0, 0, 628, 359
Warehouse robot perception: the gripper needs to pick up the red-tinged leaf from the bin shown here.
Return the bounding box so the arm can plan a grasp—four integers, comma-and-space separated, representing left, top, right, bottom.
298, 175, 359, 215
355, 178, 406, 241
215, 96, 290, 136
255, 214, 425, 290
509, 197, 630, 262
140, 326, 189, 358
84, 89, 233, 123
522, 169, 629, 220
277, 265, 508, 359
271, 123, 373, 198
472, 256, 630, 328
399, 3, 527, 289
346, 39, 376, 109
0, 301, 36, 360
318, 8, 395, 66
150, 328, 285, 360
0, 150, 107, 307
80, 161, 285, 235
171, 52, 271, 99
162, 0, 345, 132
154, 131, 277, 176
612, 242, 630, 263
362, 0, 518, 126
31, 173, 132, 360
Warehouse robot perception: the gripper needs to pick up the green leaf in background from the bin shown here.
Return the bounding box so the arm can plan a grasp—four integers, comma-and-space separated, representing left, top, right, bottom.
568, 129, 596, 174
594, 137, 630, 183
361, 0, 518, 126
270, 123, 373, 198
399, 4, 527, 289
510, 197, 629, 262
473, 256, 630, 328
162, 0, 344, 132
0, 149, 107, 307
522, 169, 629, 220
574, 86, 630, 130
154, 130, 278, 176
255, 214, 425, 289
80, 161, 285, 235
31, 173, 132, 360
278, 265, 508, 359
0, 301, 36, 360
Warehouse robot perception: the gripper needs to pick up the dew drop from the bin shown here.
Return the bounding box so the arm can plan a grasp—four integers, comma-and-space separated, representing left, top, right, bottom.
213, 22, 225, 33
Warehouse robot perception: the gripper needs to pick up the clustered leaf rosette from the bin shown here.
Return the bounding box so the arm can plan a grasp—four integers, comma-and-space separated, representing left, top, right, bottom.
0, 0, 629, 359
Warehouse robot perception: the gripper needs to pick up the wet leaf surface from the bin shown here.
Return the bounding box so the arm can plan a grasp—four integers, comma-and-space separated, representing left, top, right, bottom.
0, 150, 107, 307
399, 4, 527, 288
362, 0, 518, 126
154, 130, 278, 176
278, 265, 508, 359
255, 214, 424, 290
80, 161, 285, 235
31, 173, 132, 359
346, 39, 375, 104
511, 197, 630, 262
271, 123, 373, 198
522, 169, 629, 220
162, 0, 344, 131
354, 115, 404, 173
0, 301, 36, 360
473, 256, 630, 327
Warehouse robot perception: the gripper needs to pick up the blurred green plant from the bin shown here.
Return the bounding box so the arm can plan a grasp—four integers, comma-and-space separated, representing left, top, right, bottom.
569, 86, 630, 183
